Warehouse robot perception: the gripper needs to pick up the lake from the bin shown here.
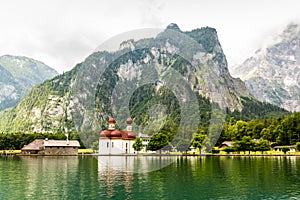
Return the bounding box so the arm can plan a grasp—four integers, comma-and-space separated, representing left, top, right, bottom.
0, 155, 299, 199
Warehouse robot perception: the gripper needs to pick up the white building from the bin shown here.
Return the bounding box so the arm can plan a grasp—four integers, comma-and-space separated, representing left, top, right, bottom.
99, 117, 149, 155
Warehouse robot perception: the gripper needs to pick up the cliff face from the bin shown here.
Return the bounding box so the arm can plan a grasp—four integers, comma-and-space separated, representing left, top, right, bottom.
231, 23, 300, 112
0, 24, 253, 133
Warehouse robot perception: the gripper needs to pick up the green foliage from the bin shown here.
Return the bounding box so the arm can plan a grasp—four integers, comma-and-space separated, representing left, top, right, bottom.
191, 133, 206, 155
281, 146, 290, 154
210, 148, 220, 154
254, 139, 271, 154
0, 133, 66, 150
296, 142, 300, 151
91, 141, 99, 152
229, 96, 289, 122
219, 112, 300, 147
174, 138, 191, 152
236, 136, 255, 154
133, 137, 143, 152
147, 133, 170, 151
223, 146, 236, 154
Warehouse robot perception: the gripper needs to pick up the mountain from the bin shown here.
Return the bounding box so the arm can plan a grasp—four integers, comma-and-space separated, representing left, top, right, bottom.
0, 55, 58, 110
230, 23, 300, 112
0, 24, 288, 135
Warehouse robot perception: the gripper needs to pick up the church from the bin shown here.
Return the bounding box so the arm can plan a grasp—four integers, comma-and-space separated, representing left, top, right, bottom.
99, 117, 149, 154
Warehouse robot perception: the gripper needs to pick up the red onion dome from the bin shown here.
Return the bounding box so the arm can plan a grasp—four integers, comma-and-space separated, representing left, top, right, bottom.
108, 117, 116, 123
127, 132, 136, 139
100, 130, 111, 138
111, 130, 123, 138
126, 118, 133, 125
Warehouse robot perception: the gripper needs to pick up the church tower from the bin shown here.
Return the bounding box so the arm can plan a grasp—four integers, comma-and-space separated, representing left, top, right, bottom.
108, 117, 116, 130
126, 118, 133, 132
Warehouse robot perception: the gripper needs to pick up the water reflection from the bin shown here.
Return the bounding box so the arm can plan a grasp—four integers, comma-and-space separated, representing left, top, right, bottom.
97, 155, 178, 199
97, 155, 177, 173
1, 156, 300, 199
21, 156, 79, 199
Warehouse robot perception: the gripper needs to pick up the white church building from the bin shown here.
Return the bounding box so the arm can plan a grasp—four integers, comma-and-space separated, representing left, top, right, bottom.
99, 117, 149, 154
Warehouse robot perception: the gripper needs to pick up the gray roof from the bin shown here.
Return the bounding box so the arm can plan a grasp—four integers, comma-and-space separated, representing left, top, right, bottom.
22, 139, 80, 150
273, 145, 296, 149
220, 141, 234, 147
44, 140, 80, 147
21, 139, 44, 150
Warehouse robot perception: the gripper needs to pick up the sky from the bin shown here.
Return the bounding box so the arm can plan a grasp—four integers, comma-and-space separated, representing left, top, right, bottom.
0, 0, 300, 73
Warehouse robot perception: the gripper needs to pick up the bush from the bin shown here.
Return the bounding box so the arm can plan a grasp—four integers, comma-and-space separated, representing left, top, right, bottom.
296, 142, 300, 151
223, 147, 236, 154
211, 148, 220, 154
281, 146, 290, 154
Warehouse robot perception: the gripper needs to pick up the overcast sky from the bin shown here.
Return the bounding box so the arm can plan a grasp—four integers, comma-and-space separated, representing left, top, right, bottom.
0, 0, 300, 73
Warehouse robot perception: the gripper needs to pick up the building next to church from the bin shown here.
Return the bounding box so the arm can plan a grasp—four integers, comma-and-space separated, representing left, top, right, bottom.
99, 117, 149, 154
21, 138, 80, 155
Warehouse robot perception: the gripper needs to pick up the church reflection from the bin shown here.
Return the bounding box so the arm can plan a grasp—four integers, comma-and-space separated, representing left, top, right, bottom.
97, 155, 177, 198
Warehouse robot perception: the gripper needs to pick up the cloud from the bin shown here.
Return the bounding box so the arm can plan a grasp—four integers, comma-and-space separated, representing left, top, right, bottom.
1, 0, 300, 73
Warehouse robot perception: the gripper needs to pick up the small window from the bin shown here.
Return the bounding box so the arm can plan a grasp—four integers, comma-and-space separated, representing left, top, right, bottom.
112, 142, 114, 148
107, 142, 109, 148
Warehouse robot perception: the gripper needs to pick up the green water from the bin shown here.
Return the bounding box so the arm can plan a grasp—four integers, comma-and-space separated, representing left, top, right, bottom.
0, 156, 300, 200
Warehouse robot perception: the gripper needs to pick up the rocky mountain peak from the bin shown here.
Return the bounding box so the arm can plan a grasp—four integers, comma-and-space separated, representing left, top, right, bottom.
0, 25, 256, 133
279, 23, 300, 41
231, 23, 300, 112
166, 23, 181, 32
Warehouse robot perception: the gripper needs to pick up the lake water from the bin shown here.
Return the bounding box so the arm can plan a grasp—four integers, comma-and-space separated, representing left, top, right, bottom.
0, 155, 300, 200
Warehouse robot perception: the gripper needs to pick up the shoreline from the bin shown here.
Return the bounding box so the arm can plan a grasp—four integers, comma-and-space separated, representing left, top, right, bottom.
2, 150, 300, 157
2, 153, 299, 157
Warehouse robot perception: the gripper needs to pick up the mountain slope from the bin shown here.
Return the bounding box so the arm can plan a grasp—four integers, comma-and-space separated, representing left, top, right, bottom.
0, 55, 58, 110
0, 24, 288, 134
231, 23, 300, 112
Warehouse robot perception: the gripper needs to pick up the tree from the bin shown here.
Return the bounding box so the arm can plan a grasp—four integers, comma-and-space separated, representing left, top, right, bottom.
133, 137, 143, 153
296, 142, 300, 152
236, 136, 255, 154
191, 133, 206, 155
147, 133, 169, 154
176, 139, 191, 153
281, 146, 290, 154
91, 141, 99, 153
231, 120, 248, 141
223, 146, 236, 154
254, 139, 271, 154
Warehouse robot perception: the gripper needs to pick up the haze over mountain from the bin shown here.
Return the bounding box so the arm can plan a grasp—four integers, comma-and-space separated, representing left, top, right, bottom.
231, 23, 300, 112
0, 24, 287, 135
0, 55, 58, 111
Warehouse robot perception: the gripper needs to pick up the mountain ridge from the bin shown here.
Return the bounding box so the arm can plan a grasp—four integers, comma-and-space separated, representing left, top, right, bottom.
0, 24, 288, 134
230, 23, 300, 112
0, 55, 58, 111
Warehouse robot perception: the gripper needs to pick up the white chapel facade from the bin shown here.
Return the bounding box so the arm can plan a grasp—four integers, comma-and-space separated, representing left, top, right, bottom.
99, 117, 137, 154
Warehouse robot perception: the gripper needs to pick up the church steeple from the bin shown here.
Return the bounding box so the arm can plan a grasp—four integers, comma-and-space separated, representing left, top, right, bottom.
108, 117, 116, 130
126, 118, 133, 132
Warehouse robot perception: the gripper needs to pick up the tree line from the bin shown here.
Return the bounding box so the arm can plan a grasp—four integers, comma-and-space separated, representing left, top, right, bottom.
219, 112, 300, 146
143, 112, 300, 153
0, 132, 85, 150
